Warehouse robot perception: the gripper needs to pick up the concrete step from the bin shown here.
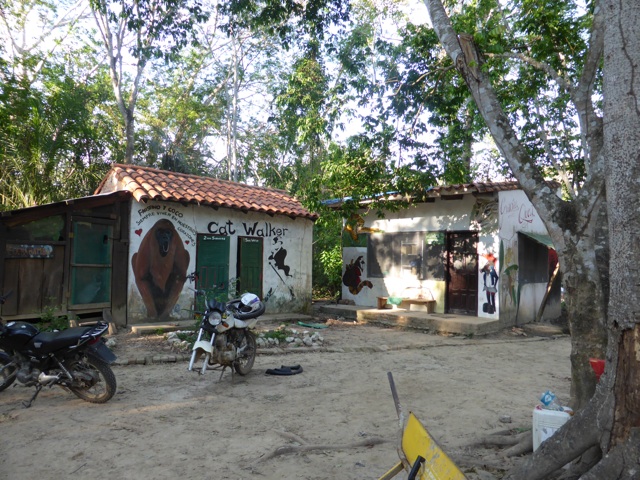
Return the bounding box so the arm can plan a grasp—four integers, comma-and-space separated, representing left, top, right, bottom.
313, 303, 502, 336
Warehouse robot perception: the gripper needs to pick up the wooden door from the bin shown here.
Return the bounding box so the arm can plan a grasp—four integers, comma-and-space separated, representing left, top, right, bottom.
237, 237, 263, 298
195, 234, 230, 308
446, 232, 478, 315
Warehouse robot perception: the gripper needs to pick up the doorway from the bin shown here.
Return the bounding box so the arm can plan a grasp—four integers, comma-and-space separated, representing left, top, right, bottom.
195, 234, 230, 308
237, 237, 263, 297
446, 231, 478, 315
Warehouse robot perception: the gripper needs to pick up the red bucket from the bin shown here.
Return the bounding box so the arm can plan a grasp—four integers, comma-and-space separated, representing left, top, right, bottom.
589, 358, 605, 382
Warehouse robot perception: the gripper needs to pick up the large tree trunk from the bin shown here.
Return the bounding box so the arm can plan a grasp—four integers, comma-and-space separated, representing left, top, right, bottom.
422, 0, 608, 409
506, 1, 640, 478
601, 0, 640, 458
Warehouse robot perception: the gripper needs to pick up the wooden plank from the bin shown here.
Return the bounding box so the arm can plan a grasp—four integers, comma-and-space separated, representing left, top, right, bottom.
42, 245, 64, 307
1, 259, 20, 315
18, 259, 44, 315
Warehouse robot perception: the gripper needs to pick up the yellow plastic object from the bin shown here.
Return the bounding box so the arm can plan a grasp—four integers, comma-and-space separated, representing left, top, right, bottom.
400, 412, 466, 480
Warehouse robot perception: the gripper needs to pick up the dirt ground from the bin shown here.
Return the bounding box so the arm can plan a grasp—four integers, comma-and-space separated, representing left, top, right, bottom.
0, 317, 571, 480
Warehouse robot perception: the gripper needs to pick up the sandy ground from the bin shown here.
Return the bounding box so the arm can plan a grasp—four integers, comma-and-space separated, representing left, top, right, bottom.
0, 319, 571, 480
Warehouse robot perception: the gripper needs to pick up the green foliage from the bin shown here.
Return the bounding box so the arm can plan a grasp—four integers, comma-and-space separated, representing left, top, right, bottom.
261, 326, 293, 341
0, 69, 115, 210
37, 304, 71, 332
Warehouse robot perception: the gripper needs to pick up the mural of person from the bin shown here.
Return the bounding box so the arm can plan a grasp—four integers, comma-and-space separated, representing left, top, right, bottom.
131, 219, 191, 320
482, 256, 499, 314
342, 255, 373, 295
268, 237, 295, 299
269, 237, 292, 277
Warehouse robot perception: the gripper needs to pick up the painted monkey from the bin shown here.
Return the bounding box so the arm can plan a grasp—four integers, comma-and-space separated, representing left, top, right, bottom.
132, 219, 190, 320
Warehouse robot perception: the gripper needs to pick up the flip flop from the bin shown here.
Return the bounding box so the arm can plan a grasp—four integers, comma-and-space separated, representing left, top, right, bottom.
265, 365, 304, 375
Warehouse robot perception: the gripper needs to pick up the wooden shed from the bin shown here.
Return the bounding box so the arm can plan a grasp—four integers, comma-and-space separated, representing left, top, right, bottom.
0, 191, 130, 324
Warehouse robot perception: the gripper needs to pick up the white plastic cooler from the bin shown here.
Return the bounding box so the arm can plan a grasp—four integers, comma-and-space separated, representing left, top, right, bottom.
532, 407, 571, 451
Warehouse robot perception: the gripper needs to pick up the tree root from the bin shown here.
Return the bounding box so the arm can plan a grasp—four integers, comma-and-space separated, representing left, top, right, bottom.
504, 388, 611, 480
466, 428, 532, 457
250, 429, 390, 466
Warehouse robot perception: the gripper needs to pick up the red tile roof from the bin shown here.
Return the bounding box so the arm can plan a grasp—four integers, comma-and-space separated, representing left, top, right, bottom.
95, 164, 318, 221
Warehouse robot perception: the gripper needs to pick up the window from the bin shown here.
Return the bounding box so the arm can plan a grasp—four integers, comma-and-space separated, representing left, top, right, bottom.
7, 215, 65, 242
368, 232, 443, 279
400, 240, 421, 278
70, 221, 112, 306
367, 231, 447, 279
518, 233, 550, 283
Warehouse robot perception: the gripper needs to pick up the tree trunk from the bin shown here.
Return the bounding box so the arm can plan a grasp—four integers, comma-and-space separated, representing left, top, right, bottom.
124, 108, 135, 164
423, 0, 608, 409
601, 0, 640, 455
507, 1, 640, 477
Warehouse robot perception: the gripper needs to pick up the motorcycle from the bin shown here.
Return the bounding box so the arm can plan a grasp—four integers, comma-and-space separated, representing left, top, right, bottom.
0, 292, 117, 408
186, 272, 265, 379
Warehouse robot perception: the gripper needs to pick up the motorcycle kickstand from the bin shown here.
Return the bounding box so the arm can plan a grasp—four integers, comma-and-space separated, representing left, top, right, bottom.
22, 384, 43, 408
218, 366, 229, 382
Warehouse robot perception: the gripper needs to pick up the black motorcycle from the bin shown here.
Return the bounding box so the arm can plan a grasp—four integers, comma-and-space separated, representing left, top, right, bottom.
0, 292, 117, 407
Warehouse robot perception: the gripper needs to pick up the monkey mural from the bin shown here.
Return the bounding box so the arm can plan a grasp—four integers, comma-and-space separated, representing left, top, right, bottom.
132, 219, 190, 320
344, 213, 382, 243
342, 256, 373, 295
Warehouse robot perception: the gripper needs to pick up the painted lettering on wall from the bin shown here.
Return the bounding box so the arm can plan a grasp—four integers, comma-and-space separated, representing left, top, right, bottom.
500, 198, 537, 224
518, 204, 535, 224
207, 221, 288, 238
134, 204, 196, 243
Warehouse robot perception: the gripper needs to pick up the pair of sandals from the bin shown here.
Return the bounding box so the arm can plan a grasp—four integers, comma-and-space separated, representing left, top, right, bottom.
265, 364, 303, 376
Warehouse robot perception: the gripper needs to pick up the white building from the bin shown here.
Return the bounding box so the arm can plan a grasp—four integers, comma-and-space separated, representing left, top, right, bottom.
334, 182, 561, 327
0, 164, 317, 326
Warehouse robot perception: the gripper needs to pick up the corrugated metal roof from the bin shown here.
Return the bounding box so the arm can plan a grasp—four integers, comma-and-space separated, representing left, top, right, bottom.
95, 164, 318, 221
324, 180, 531, 208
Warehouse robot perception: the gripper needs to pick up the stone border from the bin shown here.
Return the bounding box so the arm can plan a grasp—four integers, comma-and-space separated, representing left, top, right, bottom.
111, 335, 567, 366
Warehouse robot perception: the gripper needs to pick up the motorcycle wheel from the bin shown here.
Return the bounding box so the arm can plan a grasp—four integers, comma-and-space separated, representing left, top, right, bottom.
67, 353, 117, 404
233, 330, 256, 376
0, 353, 17, 392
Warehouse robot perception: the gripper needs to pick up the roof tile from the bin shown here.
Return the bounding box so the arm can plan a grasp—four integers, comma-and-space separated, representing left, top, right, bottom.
95, 164, 318, 221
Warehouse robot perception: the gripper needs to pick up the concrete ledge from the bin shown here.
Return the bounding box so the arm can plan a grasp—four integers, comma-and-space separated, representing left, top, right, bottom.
128, 313, 315, 335
314, 303, 502, 336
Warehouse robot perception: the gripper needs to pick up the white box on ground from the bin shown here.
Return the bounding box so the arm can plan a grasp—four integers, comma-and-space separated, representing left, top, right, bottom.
532, 407, 571, 451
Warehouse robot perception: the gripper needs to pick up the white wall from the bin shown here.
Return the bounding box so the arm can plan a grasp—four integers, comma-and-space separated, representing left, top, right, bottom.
340, 189, 558, 326
342, 195, 487, 312
127, 199, 313, 322
498, 190, 554, 324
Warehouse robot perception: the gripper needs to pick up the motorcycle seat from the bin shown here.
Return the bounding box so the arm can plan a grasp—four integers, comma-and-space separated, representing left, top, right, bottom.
31, 326, 96, 354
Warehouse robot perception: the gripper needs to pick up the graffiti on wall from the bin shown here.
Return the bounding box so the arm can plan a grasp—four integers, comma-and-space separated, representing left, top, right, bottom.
481, 253, 499, 314
499, 240, 520, 309
131, 219, 191, 320
499, 197, 537, 225
267, 236, 295, 300
342, 255, 373, 295
472, 197, 499, 233
343, 214, 383, 247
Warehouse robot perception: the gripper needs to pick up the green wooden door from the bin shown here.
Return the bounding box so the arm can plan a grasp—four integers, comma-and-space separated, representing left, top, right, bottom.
238, 237, 263, 297
196, 234, 230, 306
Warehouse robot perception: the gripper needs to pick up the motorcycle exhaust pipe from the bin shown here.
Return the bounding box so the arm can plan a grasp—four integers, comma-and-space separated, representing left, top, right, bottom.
38, 372, 60, 385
